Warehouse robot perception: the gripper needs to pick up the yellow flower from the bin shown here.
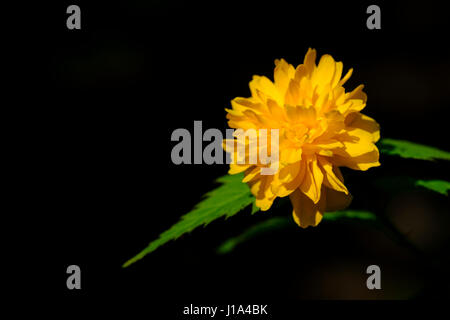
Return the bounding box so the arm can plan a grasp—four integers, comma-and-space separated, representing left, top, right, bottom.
224, 48, 380, 228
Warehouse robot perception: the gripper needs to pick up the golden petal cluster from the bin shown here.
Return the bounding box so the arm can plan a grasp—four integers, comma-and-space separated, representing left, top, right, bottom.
225, 48, 380, 228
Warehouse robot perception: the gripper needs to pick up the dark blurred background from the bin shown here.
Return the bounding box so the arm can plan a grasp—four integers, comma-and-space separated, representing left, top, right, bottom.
26, 0, 450, 314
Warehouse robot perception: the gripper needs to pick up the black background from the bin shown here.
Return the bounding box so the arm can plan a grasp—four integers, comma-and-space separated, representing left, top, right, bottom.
19, 0, 450, 316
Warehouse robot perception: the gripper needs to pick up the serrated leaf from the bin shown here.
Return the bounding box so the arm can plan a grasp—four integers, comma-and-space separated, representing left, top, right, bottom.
123, 173, 254, 267
378, 138, 450, 161
251, 202, 260, 214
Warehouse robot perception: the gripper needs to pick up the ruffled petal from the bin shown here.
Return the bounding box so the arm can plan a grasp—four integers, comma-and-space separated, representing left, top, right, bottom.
290, 188, 326, 228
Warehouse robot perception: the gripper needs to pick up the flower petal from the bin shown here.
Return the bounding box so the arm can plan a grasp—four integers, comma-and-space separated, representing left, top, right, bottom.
249, 175, 276, 211
299, 156, 323, 203
272, 159, 306, 197
345, 112, 380, 142
290, 188, 326, 228
332, 148, 380, 171
274, 58, 296, 94
325, 187, 352, 211
250, 75, 283, 106
318, 156, 348, 194
312, 54, 336, 87
331, 61, 343, 88
303, 48, 317, 75
228, 163, 251, 174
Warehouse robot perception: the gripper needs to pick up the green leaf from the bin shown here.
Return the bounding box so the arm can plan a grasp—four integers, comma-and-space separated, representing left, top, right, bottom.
378, 138, 450, 161
415, 180, 450, 196
374, 176, 450, 196
323, 210, 377, 222
123, 173, 255, 267
251, 202, 260, 215
217, 210, 377, 254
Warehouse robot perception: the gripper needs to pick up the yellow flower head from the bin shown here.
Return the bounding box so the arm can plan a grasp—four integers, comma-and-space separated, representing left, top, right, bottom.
225, 48, 380, 228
